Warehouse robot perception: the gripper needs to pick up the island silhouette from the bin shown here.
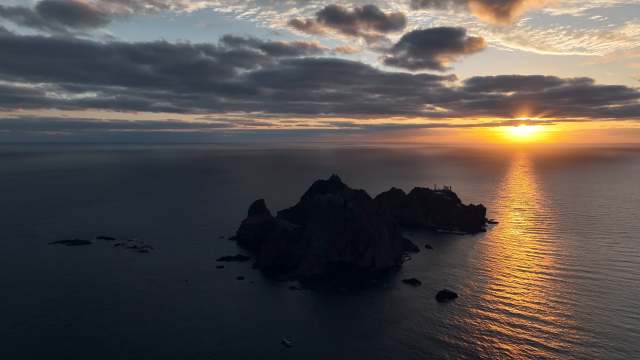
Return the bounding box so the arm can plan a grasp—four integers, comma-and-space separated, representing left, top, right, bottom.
232, 175, 486, 284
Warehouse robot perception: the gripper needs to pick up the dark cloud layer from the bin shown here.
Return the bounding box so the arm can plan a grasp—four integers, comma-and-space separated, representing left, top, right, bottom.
462, 75, 595, 93
289, 4, 406, 43
0, 28, 639, 123
0, 0, 182, 34
0, 115, 560, 134
381, 27, 487, 71
0, 0, 112, 34
410, 0, 552, 24
220, 35, 328, 57
36, 0, 112, 28
0, 116, 236, 132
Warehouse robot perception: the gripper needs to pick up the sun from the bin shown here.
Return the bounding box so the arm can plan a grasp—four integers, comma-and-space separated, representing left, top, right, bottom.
500, 124, 547, 142
509, 124, 538, 136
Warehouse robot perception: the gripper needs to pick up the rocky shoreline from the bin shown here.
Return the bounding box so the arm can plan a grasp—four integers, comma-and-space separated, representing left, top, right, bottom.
231, 175, 487, 284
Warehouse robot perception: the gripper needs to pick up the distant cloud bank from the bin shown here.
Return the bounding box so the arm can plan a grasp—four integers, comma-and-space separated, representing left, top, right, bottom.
0, 26, 638, 122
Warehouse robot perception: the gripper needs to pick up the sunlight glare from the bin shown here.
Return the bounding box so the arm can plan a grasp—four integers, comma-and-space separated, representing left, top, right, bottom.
501, 124, 547, 142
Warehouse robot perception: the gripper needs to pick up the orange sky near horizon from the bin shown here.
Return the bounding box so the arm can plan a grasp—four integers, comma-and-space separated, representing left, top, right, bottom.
365, 121, 640, 144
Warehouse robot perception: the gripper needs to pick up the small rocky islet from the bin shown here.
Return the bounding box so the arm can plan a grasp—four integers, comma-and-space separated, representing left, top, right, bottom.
49, 235, 154, 254
105, 236, 155, 254
227, 174, 488, 298
216, 254, 251, 262
49, 239, 92, 246
402, 278, 422, 285
436, 289, 459, 302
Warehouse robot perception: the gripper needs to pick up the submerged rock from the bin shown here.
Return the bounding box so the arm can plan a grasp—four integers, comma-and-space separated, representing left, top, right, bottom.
49, 239, 92, 246
425, 244, 433, 249
217, 254, 251, 262
436, 289, 458, 302
237, 276, 245, 281
402, 278, 422, 285
216, 265, 225, 269
96, 236, 117, 240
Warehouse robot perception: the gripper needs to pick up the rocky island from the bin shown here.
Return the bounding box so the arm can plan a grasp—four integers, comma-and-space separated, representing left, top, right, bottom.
232, 175, 486, 282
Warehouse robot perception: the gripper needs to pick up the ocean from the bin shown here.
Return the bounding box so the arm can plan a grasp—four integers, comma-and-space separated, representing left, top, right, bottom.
1, 143, 639, 359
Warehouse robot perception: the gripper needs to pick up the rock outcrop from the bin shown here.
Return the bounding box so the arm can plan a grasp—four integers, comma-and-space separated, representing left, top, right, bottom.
374, 187, 486, 233
217, 254, 252, 262
232, 175, 487, 282
49, 239, 92, 246
234, 199, 279, 249
402, 278, 422, 285
436, 289, 458, 302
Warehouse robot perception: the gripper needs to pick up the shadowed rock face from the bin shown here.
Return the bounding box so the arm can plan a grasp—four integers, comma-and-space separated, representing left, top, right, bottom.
402, 237, 420, 252
277, 174, 348, 225
233, 175, 486, 281
235, 199, 278, 249
254, 177, 404, 277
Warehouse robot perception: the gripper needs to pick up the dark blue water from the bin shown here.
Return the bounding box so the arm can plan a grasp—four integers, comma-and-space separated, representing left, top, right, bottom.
1, 144, 639, 359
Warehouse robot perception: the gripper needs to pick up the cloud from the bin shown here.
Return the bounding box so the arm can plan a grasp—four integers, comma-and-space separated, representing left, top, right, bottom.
0, 116, 238, 132
380, 27, 487, 71
462, 75, 594, 93
35, 0, 112, 28
490, 21, 640, 56
456, 75, 640, 119
0, 0, 112, 34
289, 4, 406, 43
220, 34, 329, 57
0, 115, 559, 134
0, 0, 189, 34
410, 0, 556, 24
0, 29, 639, 122
204, 1, 640, 57
333, 45, 361, 54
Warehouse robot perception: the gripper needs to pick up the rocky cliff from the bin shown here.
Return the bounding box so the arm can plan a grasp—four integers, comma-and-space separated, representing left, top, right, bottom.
373, 187, 486, 232
233, 175, 486, 281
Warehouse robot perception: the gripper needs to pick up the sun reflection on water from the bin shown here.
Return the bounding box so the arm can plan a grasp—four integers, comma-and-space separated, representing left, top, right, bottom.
452, 151, 584, 358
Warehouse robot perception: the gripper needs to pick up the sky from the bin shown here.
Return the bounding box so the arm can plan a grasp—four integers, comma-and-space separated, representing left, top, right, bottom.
0, 0, 639, 143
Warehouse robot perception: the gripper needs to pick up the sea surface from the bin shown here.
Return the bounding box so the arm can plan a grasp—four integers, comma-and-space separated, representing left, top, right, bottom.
0, 143, 639, 359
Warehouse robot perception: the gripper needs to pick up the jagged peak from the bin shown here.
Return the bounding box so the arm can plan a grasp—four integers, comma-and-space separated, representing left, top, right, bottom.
247, 199, 271, 217
305, 174, 348, 198
276, 175, 348, 224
